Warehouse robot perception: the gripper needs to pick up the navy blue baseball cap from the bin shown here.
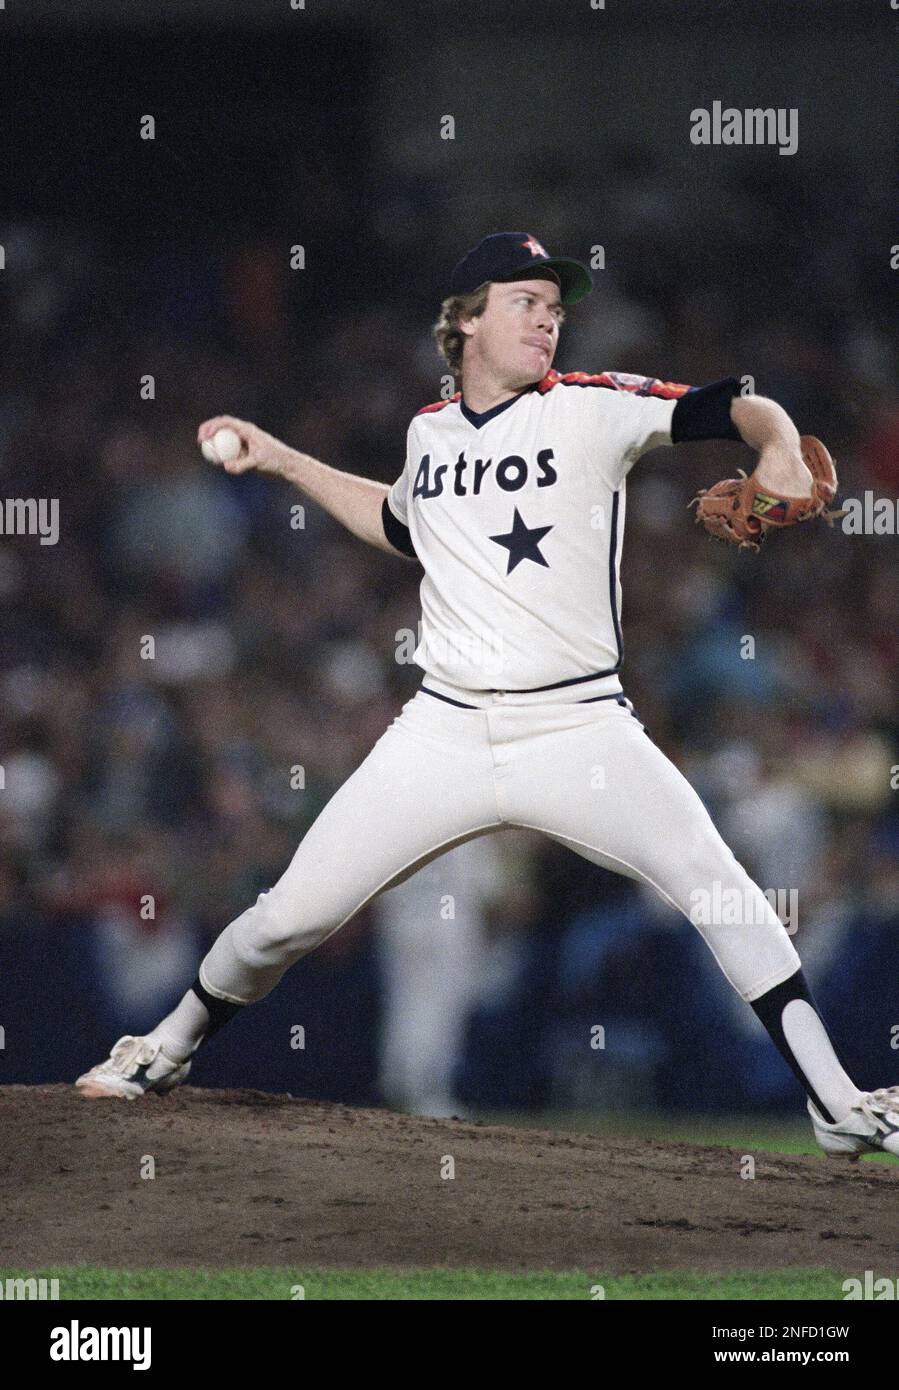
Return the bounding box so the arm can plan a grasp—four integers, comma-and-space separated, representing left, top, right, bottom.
449, 231, 593, 305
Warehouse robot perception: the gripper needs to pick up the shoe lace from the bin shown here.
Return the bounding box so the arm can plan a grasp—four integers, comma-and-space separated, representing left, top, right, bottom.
109, 1035, 148, 1072
857, 1086, 899, 1133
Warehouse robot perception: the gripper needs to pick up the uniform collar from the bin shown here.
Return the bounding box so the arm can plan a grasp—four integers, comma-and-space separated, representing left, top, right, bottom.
458, 372, 553, 430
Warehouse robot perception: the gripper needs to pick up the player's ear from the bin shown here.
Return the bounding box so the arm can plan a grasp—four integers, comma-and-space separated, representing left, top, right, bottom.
458, 282, 493, 339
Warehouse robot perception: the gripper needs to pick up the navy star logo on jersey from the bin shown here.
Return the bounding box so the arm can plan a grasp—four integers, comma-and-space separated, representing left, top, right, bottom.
489, 508, 553, 575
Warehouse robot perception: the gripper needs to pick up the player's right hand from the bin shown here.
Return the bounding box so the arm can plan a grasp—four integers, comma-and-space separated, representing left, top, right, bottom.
196, 415, 290, 477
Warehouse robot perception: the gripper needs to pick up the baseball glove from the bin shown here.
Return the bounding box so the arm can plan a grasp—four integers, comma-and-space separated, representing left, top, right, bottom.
690, 435, 840, 551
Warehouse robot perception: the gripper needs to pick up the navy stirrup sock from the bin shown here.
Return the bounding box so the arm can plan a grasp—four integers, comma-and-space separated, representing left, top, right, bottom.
190, 975, 244, 1042
750, 969, 845, 1125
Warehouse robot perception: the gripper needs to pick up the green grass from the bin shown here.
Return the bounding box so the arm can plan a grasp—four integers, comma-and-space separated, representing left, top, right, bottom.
0, 1266, 860, 1300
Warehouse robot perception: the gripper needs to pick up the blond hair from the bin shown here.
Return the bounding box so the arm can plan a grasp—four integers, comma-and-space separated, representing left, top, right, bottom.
431, 268, 564, 376
431, 283, 491, 376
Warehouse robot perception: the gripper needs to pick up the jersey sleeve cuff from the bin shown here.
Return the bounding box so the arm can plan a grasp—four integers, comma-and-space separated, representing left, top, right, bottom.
381, 496, 418, 558
671, 378, 743, 443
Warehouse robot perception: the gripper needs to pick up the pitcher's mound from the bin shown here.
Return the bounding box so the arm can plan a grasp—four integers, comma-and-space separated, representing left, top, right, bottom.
2, 1085, 895, 1272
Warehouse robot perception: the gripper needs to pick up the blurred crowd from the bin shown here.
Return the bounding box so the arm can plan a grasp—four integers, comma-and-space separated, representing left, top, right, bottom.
1, 155, 897, 1112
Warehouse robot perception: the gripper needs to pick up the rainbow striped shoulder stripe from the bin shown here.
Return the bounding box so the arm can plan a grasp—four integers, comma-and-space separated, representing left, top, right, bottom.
539, 369, 693, 399
414, 368, 693, 417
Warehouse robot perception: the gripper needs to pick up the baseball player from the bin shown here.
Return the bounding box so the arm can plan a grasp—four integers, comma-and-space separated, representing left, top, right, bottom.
77, 231, 899, 1158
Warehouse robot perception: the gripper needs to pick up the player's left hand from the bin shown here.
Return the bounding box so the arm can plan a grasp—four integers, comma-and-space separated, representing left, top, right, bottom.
690, 435, 841, 550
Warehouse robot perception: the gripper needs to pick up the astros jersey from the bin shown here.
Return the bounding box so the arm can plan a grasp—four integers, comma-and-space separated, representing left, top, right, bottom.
383, 369, 739, 694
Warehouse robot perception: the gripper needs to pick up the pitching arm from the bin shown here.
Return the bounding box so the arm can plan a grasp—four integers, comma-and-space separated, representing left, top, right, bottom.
197, 414, 418, 560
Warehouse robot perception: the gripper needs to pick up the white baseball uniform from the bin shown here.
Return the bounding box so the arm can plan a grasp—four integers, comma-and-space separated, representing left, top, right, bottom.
199, 369, 801, 1011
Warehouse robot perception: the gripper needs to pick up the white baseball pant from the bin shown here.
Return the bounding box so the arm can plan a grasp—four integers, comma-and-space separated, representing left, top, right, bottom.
198, 679, 801, 1006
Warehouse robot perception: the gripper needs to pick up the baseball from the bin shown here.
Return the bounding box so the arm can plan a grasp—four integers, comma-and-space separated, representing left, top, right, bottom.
201, 427, 243, 464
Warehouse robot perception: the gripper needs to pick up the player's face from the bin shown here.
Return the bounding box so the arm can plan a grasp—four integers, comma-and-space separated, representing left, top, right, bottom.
470, 278, 565, 385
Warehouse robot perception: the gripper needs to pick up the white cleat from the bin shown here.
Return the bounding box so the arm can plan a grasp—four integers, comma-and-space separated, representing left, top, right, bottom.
75, 1035, 191, 1100
808, 1087, 899, 1160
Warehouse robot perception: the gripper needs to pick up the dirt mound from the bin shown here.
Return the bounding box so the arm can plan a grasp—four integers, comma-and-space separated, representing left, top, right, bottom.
1, 1085, 895, 1274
